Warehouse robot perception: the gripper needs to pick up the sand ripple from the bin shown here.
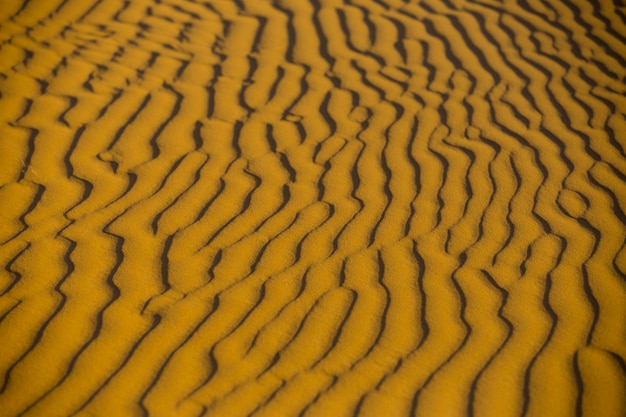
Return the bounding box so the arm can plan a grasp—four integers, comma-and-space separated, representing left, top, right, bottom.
0, 0, 625, 416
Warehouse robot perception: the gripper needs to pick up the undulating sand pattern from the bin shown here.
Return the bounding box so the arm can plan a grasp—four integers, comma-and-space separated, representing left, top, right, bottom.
1, 0, 625, 416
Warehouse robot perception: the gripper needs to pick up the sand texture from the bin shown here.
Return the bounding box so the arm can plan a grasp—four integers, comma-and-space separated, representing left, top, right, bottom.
0, 0, 625, 416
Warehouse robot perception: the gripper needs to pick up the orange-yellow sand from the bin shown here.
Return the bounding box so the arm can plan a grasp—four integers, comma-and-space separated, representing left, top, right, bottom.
0, 0, 625, 416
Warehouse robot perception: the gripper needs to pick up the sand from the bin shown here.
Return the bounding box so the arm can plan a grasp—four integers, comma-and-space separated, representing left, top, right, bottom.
0, 0, 625, 416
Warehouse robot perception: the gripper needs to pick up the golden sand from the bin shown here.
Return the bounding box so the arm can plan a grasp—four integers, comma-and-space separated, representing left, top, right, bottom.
0, 0, 625, 416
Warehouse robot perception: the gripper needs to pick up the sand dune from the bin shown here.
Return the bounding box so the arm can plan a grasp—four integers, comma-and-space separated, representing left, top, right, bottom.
0, 0, 625, 416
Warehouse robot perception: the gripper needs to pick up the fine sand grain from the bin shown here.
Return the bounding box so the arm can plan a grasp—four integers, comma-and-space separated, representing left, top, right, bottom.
0, 0, 625, 416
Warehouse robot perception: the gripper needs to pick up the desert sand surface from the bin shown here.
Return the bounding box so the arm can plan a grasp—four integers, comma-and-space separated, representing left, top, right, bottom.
0, 0, 625, 416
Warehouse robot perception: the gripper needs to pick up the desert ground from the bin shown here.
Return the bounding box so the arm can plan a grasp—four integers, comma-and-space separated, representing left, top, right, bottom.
0, 0, 625, 416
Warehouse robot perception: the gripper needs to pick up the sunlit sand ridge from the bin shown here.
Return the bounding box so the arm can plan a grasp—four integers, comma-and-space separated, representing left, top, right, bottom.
0, 0, 625, 416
